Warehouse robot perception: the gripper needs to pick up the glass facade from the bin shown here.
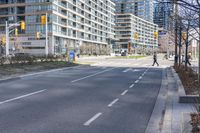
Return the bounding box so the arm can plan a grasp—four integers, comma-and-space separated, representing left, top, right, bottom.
0, 0, 115, 55
112, 0, 154, 22
114, 13, 158, 53
153, 2, 173, 30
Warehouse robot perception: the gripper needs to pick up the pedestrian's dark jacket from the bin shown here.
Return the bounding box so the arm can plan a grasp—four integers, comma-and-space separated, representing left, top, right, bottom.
153, 54, 157, 60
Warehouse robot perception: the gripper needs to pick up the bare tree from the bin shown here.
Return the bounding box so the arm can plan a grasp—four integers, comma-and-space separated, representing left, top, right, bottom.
157, 0, 200, 80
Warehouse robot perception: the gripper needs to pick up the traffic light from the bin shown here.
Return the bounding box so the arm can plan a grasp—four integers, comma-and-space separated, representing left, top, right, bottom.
41, 15, 46, 25
15, 28, 18, 37
1, 36, 6, 45
20, 21, 25, 30
36, 32, 40, 39
154, 31, 158, 39
134, 33, 139, 40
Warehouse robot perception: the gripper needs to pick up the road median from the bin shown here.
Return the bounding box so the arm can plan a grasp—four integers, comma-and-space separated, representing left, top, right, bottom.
0, 61, 79, 83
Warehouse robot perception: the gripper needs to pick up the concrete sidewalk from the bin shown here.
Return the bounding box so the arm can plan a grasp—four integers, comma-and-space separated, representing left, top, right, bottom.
145, 67, 195, 133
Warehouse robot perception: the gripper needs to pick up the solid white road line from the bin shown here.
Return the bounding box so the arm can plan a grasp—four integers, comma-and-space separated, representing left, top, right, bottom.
20, 66, 81, 78
123, 68, 130, 73
121, 90, 128, 96
135, 80, 139, 83
83, 112, 102, 126
108, 98, 119, 107
129, 84, 135, 88
0, 89, 46, 105
71, 68, 115, 83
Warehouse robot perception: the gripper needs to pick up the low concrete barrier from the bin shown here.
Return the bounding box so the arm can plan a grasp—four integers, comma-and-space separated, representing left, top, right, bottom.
179, 95, 200, 103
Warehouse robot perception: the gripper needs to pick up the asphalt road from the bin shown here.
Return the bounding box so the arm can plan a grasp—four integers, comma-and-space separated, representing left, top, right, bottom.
0, 62, 163, 133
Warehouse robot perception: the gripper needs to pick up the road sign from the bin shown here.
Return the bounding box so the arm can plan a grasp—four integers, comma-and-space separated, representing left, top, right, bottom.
68, 51, 75, 62
158, 32, 167, 36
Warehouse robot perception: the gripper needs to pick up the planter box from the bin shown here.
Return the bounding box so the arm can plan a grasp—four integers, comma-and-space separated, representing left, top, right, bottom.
179, 95, 200, 103
171, 68, 200, 104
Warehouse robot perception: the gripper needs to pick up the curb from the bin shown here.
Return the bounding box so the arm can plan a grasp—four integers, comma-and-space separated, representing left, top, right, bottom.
0, 65, 81, 84
145, 68, 168, 133
171, 68, 186, 96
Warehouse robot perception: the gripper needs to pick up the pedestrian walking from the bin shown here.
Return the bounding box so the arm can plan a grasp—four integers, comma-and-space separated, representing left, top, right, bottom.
186, 53, 192, 66
152, 52, 159, 66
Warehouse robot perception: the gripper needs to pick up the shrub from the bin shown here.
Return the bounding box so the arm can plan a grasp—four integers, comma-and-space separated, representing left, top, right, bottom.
0, 56, 6, 66
0, 54, 67, 65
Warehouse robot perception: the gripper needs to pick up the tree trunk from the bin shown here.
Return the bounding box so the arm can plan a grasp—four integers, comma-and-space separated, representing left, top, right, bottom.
179, 26, 182, 67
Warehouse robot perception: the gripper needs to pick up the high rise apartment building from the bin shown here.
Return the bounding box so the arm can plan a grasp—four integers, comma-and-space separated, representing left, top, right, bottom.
111, 0, 158, 54
112, 0, 154, 22
153, 2, 173, 30
0, 0, 115, 55
114, 13, 158, 53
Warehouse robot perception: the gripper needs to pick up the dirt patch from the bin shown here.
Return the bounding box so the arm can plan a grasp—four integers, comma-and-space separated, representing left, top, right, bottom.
174, 65, 200, 95
191, 113, 200, 133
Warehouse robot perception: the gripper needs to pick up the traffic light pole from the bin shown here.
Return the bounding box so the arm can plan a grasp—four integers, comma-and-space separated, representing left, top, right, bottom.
5, 21, 22, 56
45, 13, 48, 56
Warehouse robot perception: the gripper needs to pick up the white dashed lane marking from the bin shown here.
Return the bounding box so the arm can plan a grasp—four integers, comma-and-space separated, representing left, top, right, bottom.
121, 90, 128, 96
108, 98, 119, 107
129, 84, 135, 88
135, 80, 139, 83
83, 112, 102, 126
